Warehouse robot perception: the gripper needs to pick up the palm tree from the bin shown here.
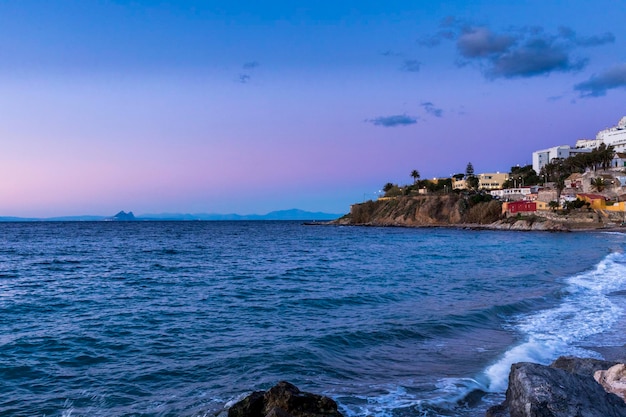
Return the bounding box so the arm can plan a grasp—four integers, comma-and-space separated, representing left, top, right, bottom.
591, 177, 606, 192
410, 169, 420, 185
555, 176, 566, 204
600, 144, 615, 170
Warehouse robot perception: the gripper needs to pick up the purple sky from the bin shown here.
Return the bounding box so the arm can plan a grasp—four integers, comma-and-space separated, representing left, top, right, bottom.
1, 0, 625, 217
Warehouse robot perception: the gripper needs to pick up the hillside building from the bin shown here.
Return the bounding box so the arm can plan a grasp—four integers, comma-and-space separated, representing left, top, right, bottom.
532, 116, 626, 175
576, 116, 626, 152
478, 172, 509, 190
532, 146, 591, 175
452, 178, 467, 190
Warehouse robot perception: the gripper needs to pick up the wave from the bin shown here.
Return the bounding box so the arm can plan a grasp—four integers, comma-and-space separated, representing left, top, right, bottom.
482, 250, 626, 392
340, 251, 626, 417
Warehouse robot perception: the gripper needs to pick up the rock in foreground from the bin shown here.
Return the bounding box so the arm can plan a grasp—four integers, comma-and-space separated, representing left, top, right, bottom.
596, 363, 626, 402
228, 381, 343, 417
487, 357, 626, 417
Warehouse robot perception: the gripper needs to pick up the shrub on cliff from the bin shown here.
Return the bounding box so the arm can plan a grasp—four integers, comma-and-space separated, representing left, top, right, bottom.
349, 200, 377, 224
462, 200, 502, 224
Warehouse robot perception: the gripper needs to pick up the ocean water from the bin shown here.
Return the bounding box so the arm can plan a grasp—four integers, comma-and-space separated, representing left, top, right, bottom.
1, 221, 626, 417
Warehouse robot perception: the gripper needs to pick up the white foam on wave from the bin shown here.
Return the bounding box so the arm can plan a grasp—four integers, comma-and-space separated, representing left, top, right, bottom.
337, 377, 487, 417
483, 251, 626, 392
337, 384, 428, 417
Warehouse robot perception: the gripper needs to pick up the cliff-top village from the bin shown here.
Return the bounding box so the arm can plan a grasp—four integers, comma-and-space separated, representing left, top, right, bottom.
377, 116, 626, 224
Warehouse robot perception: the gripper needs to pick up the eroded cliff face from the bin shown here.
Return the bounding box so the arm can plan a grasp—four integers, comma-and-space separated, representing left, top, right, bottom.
335, 195, 502, 227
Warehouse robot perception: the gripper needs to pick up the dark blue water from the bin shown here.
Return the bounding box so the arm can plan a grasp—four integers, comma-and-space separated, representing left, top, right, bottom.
1, 222, 626, 417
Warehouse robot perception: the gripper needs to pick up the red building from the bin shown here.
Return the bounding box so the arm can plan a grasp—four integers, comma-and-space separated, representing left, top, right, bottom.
506, 201, 537, 214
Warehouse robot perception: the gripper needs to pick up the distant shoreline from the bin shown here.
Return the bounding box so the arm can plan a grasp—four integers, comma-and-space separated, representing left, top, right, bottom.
0, 209, 345, 223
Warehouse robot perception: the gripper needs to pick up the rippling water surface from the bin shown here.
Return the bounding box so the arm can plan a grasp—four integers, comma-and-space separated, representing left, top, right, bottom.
1, 221, 626, 416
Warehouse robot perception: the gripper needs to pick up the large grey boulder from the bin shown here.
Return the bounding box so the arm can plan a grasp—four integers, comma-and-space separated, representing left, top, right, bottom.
486, 357, 626, 417
228, 381, 343, 417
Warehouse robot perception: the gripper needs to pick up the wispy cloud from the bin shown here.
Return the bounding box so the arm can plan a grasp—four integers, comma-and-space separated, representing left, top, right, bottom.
380, 49, 421, 73
380, 50, 403, 57
401, 59, 421, 72
422, 19, 611, 80
558, 27, 615, 47
421, 102, 443, 117
574, 63, 626, 97
417, 16, 461, 47
237, 61, 260, 84
237, 74, 251, 84
366, 114, 418, 127
243, 61, 260, 69
417, 30, 456, 47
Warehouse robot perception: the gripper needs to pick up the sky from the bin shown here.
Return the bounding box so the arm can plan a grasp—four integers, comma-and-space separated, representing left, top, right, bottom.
1, 0, 626, 217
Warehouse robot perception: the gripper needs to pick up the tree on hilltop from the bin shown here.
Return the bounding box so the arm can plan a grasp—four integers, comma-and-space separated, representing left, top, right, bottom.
507, 165, 540, 188
465, 162, 479, 191
383, 182, 395, 192
410, 169, 420, 185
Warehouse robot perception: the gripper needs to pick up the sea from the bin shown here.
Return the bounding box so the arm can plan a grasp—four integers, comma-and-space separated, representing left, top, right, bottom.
1, 221, 626, 417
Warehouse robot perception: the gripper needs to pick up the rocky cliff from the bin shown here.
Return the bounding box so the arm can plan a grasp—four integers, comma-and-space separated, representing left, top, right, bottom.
333, 196, 588, 231
334, 195, 503, 227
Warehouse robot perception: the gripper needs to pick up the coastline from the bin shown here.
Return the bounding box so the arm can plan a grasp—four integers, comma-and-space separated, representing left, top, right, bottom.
321, 218, 626, 232
327, 195, 626, 232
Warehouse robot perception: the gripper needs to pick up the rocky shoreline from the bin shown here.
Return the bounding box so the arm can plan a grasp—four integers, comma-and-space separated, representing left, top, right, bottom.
225, 332, 626, 417
487, 356, 626, 417
227, 356, 626, 417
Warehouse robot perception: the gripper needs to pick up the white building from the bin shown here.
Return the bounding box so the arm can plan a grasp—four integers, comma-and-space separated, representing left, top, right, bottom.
532, 145, 591, 175
490, 187, 533, 201
575, 116, 626, 151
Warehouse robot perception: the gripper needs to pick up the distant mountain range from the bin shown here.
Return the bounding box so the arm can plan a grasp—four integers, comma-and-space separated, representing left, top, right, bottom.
0, 209, 344, 222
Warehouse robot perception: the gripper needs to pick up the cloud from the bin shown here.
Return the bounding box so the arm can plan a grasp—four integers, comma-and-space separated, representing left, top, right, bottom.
558, 26, 615, 47
421, 102, 443, 117
243, 61, 260, 69
488, 38, 587, 78
417, 30, 456, 47
236, 61, 260, 84
417, 17, 461, 47
422, 21, 609, 79
574, 63, 626, 97
440, 15, 461, 28
380, 50, 403, 57
457, 27, 515, 58
401, 59, 421, 72
366, 114, 418, 127
576, 32, 615, 47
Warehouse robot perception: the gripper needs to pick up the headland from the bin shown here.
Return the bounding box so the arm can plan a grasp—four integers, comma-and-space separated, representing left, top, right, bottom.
332, 194, 626, 232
